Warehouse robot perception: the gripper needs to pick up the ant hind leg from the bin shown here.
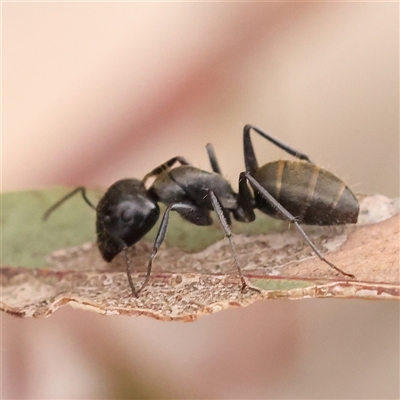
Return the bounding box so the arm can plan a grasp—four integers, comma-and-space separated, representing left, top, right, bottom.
244, 124, 313, 163
243, 172, 355, 279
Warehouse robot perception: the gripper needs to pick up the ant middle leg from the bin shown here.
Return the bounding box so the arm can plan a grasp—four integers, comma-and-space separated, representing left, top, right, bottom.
209, 190, 260, 293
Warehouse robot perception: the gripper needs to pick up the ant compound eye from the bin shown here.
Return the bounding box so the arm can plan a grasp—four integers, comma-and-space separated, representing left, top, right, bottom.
118, 202, 136, 223
121, 208, 134, 222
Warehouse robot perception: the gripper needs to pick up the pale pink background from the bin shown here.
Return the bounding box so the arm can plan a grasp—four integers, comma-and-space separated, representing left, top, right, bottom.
2, 2, 399, 399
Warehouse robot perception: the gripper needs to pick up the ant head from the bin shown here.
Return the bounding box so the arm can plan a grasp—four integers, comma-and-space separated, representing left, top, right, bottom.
96, 179, 160, 262
102, 197, 159, 240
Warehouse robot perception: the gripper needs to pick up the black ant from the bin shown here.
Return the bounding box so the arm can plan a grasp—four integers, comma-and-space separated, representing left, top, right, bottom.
235, 124, 359, 278
43, 154, 251, 298
43, 125, 358, 297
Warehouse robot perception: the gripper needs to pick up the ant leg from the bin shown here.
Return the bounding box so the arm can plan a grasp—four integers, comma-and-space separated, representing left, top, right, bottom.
209, 190, 260, 293
206, 143, 223, 175
136, 205, 172, 295
205, 143, 252, 225
243, 172, 355, 279
237, 173, 256, 222
122, 246, 139, 298
102, 215, 139, 297
174, 201, 214, 226
43, 187, 96, 221
243, 125, 259, 175
244, 124, 313, 163
142, 156, 191, 185
136, 203, 204, 295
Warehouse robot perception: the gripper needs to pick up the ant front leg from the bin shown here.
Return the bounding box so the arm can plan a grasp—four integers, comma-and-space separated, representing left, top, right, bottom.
142, 156, 191, 185
136, 205, 173, 296
242, 172, 355, 279
122, 246, 139, 298
136, 203, 211, 295
101, 215, 139, 297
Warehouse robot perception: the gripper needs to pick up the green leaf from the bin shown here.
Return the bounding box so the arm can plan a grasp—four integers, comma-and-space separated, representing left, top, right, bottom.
1, 187, 282, 269
2, 188, 99, 268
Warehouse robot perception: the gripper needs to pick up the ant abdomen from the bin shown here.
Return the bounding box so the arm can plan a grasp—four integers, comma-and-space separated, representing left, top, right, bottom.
253, 160, 359, 225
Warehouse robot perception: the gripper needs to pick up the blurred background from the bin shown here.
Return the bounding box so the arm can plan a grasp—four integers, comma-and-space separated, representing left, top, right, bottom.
2, 2, 399, 399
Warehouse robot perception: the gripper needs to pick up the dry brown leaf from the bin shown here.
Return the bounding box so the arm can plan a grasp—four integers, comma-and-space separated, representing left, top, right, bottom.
1, 195, 398, 321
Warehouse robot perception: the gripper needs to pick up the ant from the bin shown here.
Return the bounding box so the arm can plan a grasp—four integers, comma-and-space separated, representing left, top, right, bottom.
43, 154, 252, 298
235, 124, 359, 279
43, 125, 358, 297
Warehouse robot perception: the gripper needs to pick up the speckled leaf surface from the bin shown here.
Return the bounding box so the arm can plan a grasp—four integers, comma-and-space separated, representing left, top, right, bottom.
1, 190, 399, 320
